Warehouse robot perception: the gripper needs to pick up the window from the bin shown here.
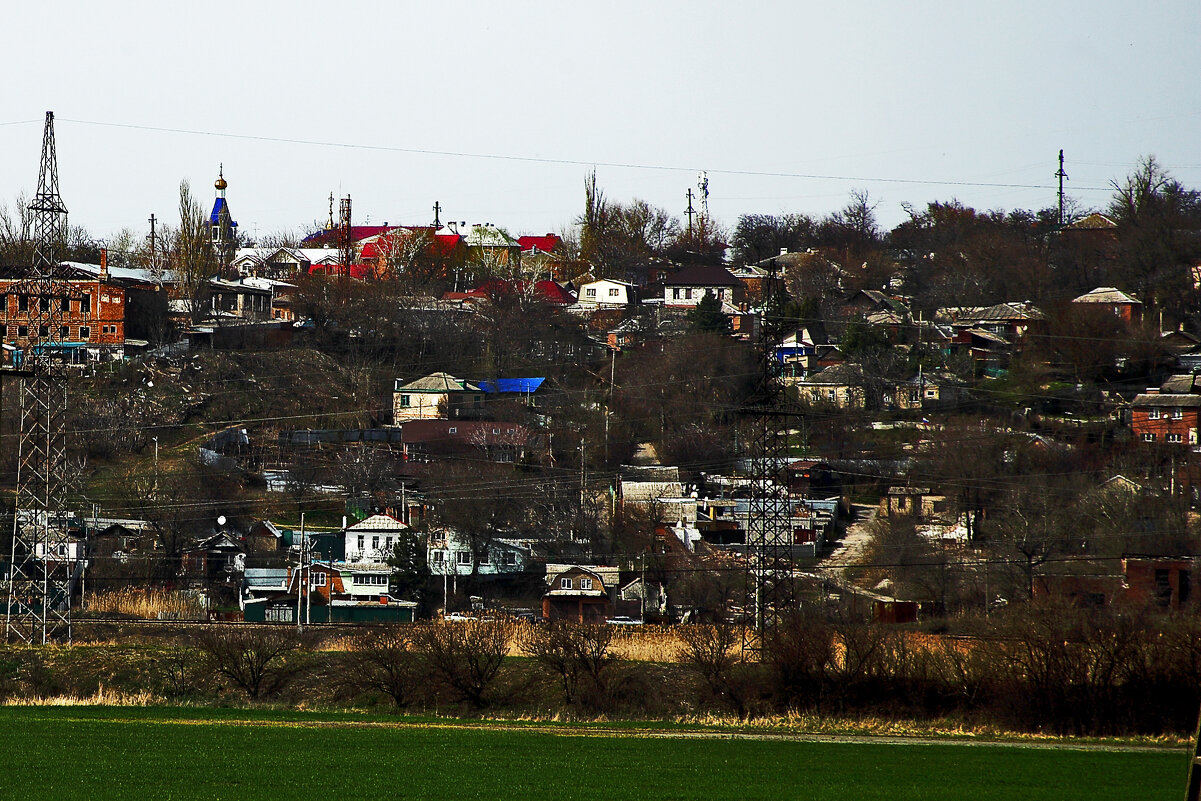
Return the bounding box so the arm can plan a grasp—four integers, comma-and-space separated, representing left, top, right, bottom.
1143, 433, 1156, 442
925, 389, 937, 398
357, 534, 365, 551
1168, 433, 1183, 443
79, 326, 89, 339
431, 550, 444, 563
448, 427, 457, 434
80, 294, 91, 314
503, 552, 517, 566
310, 572, 327, 588
17, 325, 26, 338
672, 288, 681, 300
385, 536, 393, 550
39, 326, 48, 338
684, 288, 693, 300
60, 326, 69, 339
456, 551, 472, 566
400, 394, 411, 407
585, 288, 596, 297
492, 428, 499, 434
560, 577, 573, 589
580, 578, 593, 590
1148, 408, 1161, 419
1173, 408, 1184, 420
371, 535, 380, 552
608, 287, 619, 297
17, 295, 27, 313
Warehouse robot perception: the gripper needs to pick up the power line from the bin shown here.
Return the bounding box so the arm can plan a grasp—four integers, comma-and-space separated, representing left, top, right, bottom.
55, 117, 1122, 194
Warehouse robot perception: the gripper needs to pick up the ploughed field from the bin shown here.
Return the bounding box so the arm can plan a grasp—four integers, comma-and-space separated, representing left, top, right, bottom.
0, 706, 1184, 800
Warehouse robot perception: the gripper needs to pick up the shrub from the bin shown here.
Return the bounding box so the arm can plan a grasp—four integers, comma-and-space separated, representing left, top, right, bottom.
195, 626, 312, 700
676, 624, 759, 717
344, 627, 422, 708
414, 621, 508, 709
521, 623, 617, 709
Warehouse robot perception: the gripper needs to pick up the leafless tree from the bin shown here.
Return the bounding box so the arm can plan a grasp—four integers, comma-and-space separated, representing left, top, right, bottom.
169, 180, 217, 325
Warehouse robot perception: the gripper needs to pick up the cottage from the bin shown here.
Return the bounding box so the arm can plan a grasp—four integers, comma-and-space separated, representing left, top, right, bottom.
542, 564, 620, 623
393, 372, 484, 423
577, 278, 638, 309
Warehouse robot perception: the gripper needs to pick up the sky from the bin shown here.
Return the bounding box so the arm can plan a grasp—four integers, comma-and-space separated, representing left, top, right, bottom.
1, 1, 1198, 246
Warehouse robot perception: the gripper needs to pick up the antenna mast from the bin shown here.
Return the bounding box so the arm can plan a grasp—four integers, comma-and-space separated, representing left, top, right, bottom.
6, 111, 76, 644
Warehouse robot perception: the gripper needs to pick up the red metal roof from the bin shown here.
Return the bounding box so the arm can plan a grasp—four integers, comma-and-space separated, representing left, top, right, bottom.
518, 234, 562, 253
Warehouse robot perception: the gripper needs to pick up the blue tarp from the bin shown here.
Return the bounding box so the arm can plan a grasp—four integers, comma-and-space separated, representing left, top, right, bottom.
474, 377, 546, 394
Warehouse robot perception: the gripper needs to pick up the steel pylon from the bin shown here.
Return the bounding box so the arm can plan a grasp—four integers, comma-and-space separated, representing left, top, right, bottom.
5, 111, 75, 644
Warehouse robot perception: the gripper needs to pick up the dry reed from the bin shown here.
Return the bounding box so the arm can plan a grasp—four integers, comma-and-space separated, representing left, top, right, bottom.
85, 588, 206, 620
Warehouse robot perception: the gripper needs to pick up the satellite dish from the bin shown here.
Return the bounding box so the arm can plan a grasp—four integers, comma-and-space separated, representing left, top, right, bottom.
217, 515, 227, 527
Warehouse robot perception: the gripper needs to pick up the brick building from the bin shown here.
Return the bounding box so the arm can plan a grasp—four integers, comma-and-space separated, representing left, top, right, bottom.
1130, 390, 1201, 445
0, 274, 126, 364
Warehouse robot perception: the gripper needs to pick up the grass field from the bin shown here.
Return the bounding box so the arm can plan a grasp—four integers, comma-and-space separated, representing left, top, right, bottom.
0, 707, 1186, 800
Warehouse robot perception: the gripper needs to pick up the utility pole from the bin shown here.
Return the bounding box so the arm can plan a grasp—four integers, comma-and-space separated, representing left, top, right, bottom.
432, 201, 442, 229
1056, 149, 1069, 227
685, 188, 696, 238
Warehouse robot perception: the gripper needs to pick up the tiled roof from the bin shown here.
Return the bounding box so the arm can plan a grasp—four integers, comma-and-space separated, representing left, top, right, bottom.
661, 265, 740, 287
1073, 287, 1142, 305
395, 372, 480, 393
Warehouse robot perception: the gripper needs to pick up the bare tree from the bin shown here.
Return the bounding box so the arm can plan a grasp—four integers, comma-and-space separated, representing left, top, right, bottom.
170, 180, 216, 325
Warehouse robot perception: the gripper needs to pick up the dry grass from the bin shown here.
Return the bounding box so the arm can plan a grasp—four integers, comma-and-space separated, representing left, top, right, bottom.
610, 626, 688, 661
3, 686, 164, 707
85, 588, 206, 620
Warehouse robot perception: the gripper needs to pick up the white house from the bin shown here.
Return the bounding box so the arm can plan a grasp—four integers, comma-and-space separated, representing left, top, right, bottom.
343, 513, 408, 563
426, 528, 531, 576
576, 278, 637, 309
661, 265, 742, 308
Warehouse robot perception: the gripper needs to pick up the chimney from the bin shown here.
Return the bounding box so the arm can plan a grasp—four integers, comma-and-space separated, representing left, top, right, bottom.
100, 248, 109, 281
779, 248, 789, 256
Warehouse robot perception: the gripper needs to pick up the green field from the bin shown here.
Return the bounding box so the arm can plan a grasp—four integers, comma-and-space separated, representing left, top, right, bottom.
0, 707, 1186, 800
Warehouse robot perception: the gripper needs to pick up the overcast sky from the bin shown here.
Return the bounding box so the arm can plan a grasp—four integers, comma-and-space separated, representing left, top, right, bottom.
2, 1, 1198, 246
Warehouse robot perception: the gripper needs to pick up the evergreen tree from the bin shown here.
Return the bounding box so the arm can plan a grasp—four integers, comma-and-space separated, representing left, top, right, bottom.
686, 290, 730, 334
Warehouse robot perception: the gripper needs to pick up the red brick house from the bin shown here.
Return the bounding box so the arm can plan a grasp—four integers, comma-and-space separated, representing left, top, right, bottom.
1072, 286, 1143, 325
0, 275, 126, 364
1130, 390, 1201, 445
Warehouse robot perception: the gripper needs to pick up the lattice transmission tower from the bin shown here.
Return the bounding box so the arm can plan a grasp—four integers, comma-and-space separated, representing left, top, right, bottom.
5, 111, 76, 644
742, 263, 799, 656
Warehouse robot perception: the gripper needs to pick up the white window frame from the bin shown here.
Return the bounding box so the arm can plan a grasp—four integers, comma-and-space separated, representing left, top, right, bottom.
560, 577, 573, 589
580, 578, 593, 590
